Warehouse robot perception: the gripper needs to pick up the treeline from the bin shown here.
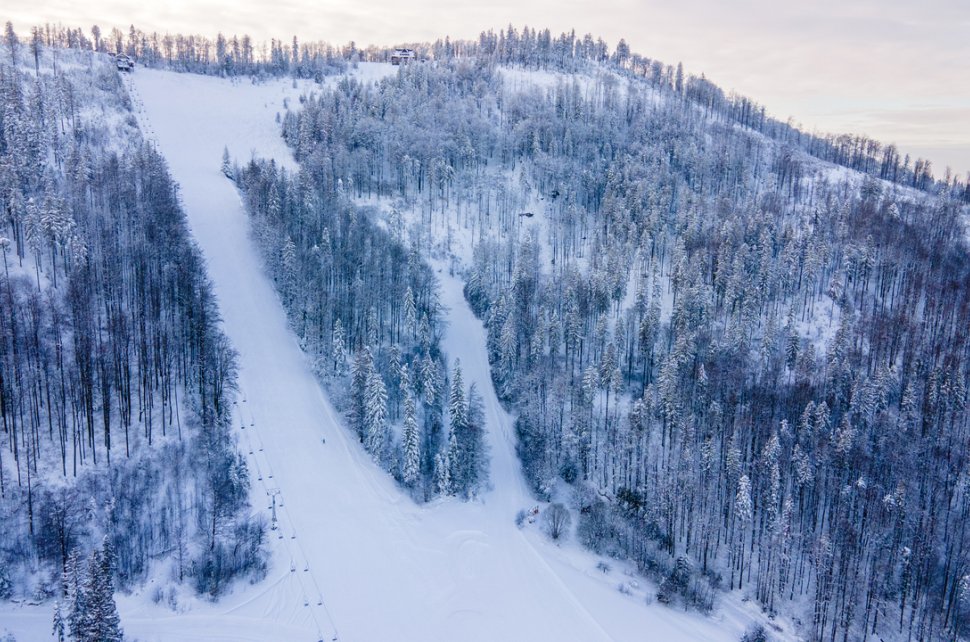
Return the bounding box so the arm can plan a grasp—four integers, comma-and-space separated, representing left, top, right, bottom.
13, 20, 965, 200
277, 58, 970, 640
15, 22, 349, 80
470, 26, 965, 200
0, 39, 264, 602
233, 157, 487, 500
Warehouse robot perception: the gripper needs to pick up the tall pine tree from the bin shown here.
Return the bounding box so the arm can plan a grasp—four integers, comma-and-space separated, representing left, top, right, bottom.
363, 368, 389, 460
402, 392, 420, 487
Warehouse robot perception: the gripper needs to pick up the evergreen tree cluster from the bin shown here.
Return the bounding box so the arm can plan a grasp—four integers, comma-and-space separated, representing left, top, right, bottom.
54, 538, 123, 642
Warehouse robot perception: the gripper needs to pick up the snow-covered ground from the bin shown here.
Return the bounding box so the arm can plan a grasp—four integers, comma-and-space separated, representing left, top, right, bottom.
2, 64, 774, 641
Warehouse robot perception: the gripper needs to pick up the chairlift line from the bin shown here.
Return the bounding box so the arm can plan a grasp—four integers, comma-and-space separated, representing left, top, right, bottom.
231, 386, 340, 642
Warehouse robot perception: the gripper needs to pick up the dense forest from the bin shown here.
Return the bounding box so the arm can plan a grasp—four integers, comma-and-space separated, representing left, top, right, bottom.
273, 54, 970, 640
0, 33, 265, 610
2, 19, 969, 642
232, 153, 489, 500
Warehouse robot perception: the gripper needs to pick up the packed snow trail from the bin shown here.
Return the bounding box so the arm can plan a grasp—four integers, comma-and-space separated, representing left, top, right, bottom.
116, 67, 755, 642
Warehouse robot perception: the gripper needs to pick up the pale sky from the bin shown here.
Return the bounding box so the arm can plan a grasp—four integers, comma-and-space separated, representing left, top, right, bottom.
7, 0, 969, 178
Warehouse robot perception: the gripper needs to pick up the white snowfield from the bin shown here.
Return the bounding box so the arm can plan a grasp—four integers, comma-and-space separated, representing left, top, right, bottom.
41, 65, 765, 641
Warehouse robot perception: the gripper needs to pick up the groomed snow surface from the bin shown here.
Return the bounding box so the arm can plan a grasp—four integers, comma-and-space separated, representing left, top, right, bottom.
3, 65, 773, 641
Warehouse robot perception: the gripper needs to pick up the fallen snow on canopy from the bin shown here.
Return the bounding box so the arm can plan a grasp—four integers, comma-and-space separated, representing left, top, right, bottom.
1, 63, 781, 641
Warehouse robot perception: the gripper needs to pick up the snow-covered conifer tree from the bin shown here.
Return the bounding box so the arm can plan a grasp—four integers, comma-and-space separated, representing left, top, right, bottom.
447, 428, 461, 495
433, 452, 450, 495
402, 392, 420, 486
63, 550, 85, 642
332, 318, 347, 374
350, 348, 374, 437
421, 354, 439, 408
52, 600, 65, 642
403, 286, 417, 339
363, 368, 389, 460
221, 145, 233, 179
449, 360, 466, 433
84, 539, 123, 642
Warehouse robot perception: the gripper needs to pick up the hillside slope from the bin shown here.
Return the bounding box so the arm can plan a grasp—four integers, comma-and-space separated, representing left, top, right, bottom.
112, 66, 765, 640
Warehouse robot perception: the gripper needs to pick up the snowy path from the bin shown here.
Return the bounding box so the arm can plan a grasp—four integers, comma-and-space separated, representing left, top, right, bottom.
107, 67, 753, 641
434, 266, 534, 508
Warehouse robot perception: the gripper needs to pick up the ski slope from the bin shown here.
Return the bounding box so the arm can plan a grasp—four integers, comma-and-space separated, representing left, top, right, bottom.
102, 66, 761, 641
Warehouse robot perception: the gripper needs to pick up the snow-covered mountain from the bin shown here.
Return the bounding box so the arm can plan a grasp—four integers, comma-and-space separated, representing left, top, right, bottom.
1, 23, 968, 642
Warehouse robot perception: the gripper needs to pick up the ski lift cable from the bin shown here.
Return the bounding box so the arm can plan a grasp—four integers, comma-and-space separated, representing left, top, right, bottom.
236, 385, 340, 641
